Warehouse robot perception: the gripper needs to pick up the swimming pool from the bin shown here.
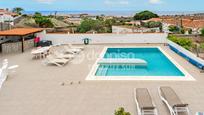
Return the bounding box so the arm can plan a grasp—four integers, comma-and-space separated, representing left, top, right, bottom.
87, 46, 194, 81
96, 47, 184, 76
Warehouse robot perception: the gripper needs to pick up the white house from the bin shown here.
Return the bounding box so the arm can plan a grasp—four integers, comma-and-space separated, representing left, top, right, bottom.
112, 26, 160, 34
0, 14, 14, 25
0, 9, 17, 26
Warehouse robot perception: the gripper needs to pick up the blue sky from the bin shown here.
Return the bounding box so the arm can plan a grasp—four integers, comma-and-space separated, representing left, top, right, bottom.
0, 0, 203, 11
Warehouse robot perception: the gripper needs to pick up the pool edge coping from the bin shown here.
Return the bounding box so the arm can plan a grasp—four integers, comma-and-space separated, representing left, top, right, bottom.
86, 46, 196, 81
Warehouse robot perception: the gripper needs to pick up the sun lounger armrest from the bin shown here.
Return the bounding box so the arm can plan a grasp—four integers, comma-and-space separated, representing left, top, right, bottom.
173, 104, 188, 108
142, 107, 155, 110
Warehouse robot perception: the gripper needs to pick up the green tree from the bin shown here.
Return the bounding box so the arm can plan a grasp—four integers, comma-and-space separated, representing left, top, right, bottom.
168, 25, 180, 33
201, 28, 204, 36
200, 43, 204, 49
12, 7, 24, 15
142, 21, 162, 28
33, 12, 53, 28
188, 28, 192, 34
105, 19, 116, 27
77, 18, 106, 33
133, 10, 159, 20
33, 12, 42, 18
104, 19, 117, 33
115, 107, 131, 115
180, 28, 185, 34
77, 19, 96, 33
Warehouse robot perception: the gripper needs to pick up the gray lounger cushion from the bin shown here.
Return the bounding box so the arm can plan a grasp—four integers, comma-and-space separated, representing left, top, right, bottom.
160, 87, 188, 108
136, 88, 155, 110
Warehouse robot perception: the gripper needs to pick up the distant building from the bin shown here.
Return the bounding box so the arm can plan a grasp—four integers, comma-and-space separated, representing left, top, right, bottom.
103, 16, 114, 20
0, 9, 18, 17
67, 17, 82, 25
146, 17, 204, 34
112, 26, 160, 34
125, 21, 141, 26
0, 9, 18, 25
66, 14, 97, 24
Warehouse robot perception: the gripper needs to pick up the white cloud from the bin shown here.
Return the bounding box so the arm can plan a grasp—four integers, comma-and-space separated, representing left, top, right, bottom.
35, 0, 56, 4
104, 0, 129, 5
149, 0, 162, 4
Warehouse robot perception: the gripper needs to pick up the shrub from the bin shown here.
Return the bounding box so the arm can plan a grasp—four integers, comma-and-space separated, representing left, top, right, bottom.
77, 19, 104, 33
168, 25, 179, 33
142, 21, 162, 28
114, 107, 131, 115
200, 43, 204, 49
168, 35, 192, 50
33, 12, 54, 28
180, 28, 185, 34
76, 18, 115, 33
188, 29, 192, 34
201, 28, 204, 36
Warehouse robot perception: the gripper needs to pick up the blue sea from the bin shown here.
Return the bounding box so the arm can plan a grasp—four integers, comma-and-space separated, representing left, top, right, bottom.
23, 10, 204, 16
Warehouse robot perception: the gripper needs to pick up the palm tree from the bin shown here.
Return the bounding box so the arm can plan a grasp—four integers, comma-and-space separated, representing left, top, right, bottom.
12, 7, 24, 15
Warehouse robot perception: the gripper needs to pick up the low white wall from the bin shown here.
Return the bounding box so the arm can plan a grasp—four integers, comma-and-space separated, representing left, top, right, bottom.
37, 31, 168, 45
168, 40, 204, 68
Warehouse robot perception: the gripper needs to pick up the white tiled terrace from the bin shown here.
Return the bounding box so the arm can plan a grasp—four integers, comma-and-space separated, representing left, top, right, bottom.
0, 44, 203, 115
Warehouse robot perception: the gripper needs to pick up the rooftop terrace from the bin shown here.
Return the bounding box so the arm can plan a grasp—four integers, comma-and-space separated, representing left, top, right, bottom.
0, 44, 203, 115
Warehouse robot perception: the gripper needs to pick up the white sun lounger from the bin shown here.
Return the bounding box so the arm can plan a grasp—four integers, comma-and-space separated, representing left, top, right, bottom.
0, 62, 8, 89
0, 59, 18, 89
46, 55, 70, 67
158, 86, 190, 115
134, 88, 158, 115
52, 51, 75, 59
68, 44, 84, 50
63, 46, 81, 54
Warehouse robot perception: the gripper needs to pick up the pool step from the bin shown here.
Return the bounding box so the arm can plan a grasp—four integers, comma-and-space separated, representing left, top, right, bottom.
97, 65, 109, 76
98, 58, 147, 66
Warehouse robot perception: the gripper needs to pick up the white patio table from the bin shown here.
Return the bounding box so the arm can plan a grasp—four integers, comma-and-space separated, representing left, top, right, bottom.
31, 46, 51, 59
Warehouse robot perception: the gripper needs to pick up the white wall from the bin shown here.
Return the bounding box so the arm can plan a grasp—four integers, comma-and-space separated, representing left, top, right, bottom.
0, 14, 14, 23
112, 26, 160, 33
37, 31, 168, 45
168, 40, 204, 68
112, 26, 133, 33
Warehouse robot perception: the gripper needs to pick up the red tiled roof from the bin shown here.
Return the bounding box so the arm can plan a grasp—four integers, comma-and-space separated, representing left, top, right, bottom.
0, 9, 18, 16
148, 17, 204, 29
147, 18, 162, 22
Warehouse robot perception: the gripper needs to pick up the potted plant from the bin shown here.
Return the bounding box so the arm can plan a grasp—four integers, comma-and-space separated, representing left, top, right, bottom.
114, 107, 131, 115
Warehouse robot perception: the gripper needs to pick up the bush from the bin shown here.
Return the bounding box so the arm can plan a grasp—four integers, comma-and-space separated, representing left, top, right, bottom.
133, 10, 159, 20
200, 43, 204, 49
168, 35, 192, 50
77, 19, 105, 33
77, 18, 115, 33
142, 21, 162, 28
188, 29, 192, 34
115, 107, 131, 115
33, 12, 54, 28
201, 28, 204, 36
180, 28, 185, 34
168, 25, 180, 33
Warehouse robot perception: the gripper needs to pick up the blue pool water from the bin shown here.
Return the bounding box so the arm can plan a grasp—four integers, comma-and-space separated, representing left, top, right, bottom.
95, 48, 185, 77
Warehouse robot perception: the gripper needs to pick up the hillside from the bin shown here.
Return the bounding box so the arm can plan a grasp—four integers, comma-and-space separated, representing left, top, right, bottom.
14, 17, 38, 28
14, 17, 70, 28
50, 18, 69, 27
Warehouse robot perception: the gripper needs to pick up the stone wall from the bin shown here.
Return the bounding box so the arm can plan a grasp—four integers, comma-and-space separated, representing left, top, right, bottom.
2, 39, 34, 54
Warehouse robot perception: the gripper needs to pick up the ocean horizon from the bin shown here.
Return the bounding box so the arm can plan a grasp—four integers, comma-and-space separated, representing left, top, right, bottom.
23, 10, 204, 16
